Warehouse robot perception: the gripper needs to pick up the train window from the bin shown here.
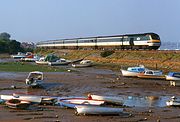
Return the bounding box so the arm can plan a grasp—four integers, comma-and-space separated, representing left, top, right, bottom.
78, 39, 94, 43
99, 38, 122, 42
151, 34, 160, 40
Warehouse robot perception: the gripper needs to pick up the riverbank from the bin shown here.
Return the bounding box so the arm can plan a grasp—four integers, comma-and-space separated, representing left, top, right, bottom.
41, 50, 180, 72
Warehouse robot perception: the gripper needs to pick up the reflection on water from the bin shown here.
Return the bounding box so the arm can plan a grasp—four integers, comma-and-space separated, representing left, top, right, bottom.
123, 95, 170, 107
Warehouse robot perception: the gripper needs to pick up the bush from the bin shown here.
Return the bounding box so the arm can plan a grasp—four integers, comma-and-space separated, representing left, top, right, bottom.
100, 50, 115, 57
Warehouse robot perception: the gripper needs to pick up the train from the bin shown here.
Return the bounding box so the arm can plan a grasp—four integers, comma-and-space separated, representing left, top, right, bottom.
36, 33, 161, 50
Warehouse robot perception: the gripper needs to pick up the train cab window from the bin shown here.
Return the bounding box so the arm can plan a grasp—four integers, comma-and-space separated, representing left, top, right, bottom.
151, 34, 160, 40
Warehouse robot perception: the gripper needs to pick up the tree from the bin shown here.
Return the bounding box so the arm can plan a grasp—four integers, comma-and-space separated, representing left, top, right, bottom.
0, 32, 11, 40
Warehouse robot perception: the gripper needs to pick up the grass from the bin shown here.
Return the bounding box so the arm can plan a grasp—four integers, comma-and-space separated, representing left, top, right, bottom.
0, 62, 66, 72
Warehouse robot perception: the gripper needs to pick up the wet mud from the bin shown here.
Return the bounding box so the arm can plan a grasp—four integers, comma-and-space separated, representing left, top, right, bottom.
0, 67, 180, 122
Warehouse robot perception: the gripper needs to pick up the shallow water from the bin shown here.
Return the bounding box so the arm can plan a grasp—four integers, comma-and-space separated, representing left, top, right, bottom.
122, 95, 171, 107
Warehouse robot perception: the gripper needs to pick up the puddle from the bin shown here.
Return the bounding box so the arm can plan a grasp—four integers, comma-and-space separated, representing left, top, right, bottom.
122, 95, 171, 107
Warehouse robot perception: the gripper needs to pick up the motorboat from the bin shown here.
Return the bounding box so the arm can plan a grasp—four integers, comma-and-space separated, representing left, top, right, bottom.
121, 65, 146, 77
25, 71, 44, 87
5, 99, 31, 109
137, 70, 165, 79
48, 58, 71, 66
75, 105, 123, 115
166, 72, 180, 86
90, 94, 123, 105
166, 96, 180, 107
72, 60, 93, 68
165, 72, 180, 81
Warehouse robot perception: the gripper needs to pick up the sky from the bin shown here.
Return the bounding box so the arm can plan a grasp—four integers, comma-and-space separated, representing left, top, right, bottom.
0, 0, 180, 44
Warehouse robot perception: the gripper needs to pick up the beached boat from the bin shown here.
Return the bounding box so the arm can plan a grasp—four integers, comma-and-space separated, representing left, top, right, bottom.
56, 97, 105, 108
21, 55, 40, 62
166, 96, 180, 107
72, 60, 93, 68
11, 52, 26, 59
90, 94, 123, 105
137, 70, 165, 79
5, 99, 31, 109
35, 57, 49, 65
121, 65, 146, 77
166, 72, 180, 86
25, 71, 44, 87
48, 58, 71, 66
165, 72, 180, 81
75, 105, 123, 115
0, 94, 42, 103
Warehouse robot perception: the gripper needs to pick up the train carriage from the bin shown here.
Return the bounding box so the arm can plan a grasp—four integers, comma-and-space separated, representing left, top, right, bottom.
36, 33, 161, 50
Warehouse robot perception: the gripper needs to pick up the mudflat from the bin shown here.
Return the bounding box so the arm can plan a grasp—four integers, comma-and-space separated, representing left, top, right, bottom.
0, 67, 180, 122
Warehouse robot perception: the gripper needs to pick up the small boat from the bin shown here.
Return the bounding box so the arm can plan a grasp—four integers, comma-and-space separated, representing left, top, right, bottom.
137, 70, 165, 79
5, 99, 30, 109
0, 94, 42, 103
166, 72, 180, 86
35, 57, 49, 65
90, 94, 123, 105
21, 55, 40, 62
165, 72, 180, 81
48, 58, 71, 66
166, 96, 180, 107
72, 60, 93, 68
56, 97, 105, 108
11, 52, 26, 59
25, 71, 44, 87
75, 105, 123, 115
121, 65, 146, 77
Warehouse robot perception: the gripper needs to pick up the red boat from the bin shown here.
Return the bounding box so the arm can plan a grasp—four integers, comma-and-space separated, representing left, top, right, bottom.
5, 99, 31, 109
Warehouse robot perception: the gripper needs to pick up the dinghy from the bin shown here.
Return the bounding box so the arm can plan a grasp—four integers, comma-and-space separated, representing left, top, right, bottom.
166, 96, 180, 107
26, 71, 44, 87
90, 94, 123, 105
72, 60, 93, 68
0, 94, 42, 103
75, 105, 123, 115
5, 99, 30, 109
48, 58, 71, 66
56, 97, 105, 108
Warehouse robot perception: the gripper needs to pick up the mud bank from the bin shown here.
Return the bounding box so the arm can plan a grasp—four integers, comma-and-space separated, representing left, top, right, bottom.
0, 67, 180, 122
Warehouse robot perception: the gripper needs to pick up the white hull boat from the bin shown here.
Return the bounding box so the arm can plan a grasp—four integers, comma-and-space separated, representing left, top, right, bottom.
166, 76, 180, 81
75, 105, 123, 115
121, 66, 146, 77
26, 71, 44, 87
0, 94, 42, 103
165, 72, 180, 81
56, 97, 105, 108
90, 95, 123, 105
121, 69, 140, 77
72, 60, 93, 68
166, 97, 180, 107
35, 60, 49, 65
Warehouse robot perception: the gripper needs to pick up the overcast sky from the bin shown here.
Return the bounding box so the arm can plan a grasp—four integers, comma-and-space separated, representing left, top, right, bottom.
0, 0, 180, 43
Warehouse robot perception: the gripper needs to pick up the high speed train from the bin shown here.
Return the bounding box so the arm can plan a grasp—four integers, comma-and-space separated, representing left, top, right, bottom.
36, 33, 161, 50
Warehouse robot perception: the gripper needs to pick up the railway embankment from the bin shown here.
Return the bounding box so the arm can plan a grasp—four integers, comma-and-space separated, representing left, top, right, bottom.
39, 49, 180, 72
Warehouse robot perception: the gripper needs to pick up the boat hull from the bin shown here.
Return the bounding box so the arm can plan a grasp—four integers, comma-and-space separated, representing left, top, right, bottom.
5, 99, 30, 109
137, 74, 165, 79
121, 69, 139, 77
75, 105, 123, 115
0, 94, 42, 103
166, 76, 180, 81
